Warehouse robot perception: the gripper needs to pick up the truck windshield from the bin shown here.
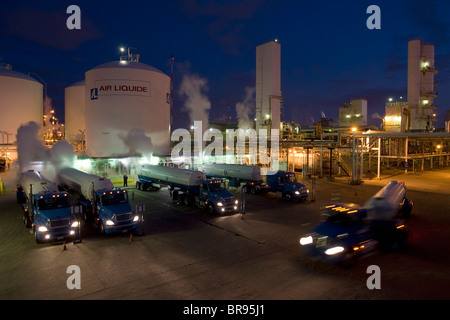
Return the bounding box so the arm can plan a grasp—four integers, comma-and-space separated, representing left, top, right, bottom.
37, 197, 70, 210
101, 193, 129, 206
286, 174, 297, 183
208, 183, 223, 192
326, 213, 364, 228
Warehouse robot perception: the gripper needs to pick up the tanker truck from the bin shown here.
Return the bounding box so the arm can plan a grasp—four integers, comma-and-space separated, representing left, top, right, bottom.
17, 170, 79, 243
299, 180, 412, 266
198, 163, 309, 201
57, 168, 139, 234
136, 164, 238, 214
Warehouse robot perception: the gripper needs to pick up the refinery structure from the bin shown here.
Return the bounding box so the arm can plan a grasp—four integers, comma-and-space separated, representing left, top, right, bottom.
0, 39, 449, 183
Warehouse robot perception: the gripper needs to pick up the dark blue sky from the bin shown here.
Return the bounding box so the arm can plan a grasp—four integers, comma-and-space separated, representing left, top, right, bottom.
1, 0, 450, 129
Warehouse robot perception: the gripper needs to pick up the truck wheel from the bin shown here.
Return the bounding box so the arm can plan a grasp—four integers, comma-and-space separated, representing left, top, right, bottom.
341, 250, 357, 268
208, 204, 215, 214
284, 192, 293, 201
23, 213, 32, 228
34, 228, 42, 244
184, 195, 191, 206
250, 186, 257, 195
99, 222, 106, 235
177, 194, 184, 205
136, 182, 141, 190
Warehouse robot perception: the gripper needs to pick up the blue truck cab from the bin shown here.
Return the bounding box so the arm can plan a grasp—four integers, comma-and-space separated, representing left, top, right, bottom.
196, 178, 239, 214
57, 167, 139, 235
21, 190, 79, 243
90, 188, 139, 234
299, 203, 408, 266
266, 171, 309, 201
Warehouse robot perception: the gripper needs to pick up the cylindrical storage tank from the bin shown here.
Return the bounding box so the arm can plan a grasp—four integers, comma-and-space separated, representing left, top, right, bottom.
85, 60, 170, 158
364, 180, 407, 221
64, 80, 86, 143
407, 39, 421, 110
138, 164, 204, 186
0, 64, 43, 146
199, 163, 263, 181
20, 169, 58, 196
57, 167, 114, 201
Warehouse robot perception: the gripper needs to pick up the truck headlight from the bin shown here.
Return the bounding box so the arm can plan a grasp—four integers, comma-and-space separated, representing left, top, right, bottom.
299, 236, 313, 245
105, 220, 115, 226
235, 199, 239, 204
38, 226, 48, 232
294, 191, 300, 195
71, 221, 79, 228
133, 215, 139, 222
217, 202, 223, 207
324, 246, 345, 255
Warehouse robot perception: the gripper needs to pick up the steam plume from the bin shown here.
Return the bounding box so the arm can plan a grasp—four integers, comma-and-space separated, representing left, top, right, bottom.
178, 73, 211, 130
236, 87, 255, 129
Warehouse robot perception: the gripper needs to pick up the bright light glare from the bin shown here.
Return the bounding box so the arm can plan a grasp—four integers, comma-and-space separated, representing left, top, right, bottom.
71, 221, 79, 228
38, 226, 48, 232
133, 215, 139, 222
324, 246, 345, 255
105, 220, 115, 226
299, 236, 313, 246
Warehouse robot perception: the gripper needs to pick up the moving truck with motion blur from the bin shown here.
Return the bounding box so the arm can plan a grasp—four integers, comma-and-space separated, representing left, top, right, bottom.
299, 180, 413, 266
57, 167, 139, 234
199, 163, 309, 201
17, 170, 79, 243
136, 164, 239, 214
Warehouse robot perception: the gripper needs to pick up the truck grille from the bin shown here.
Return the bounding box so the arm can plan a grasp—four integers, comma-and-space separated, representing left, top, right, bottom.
223, 198, 235, 205
49, 218, 70, 228
315, 236, 328, 248
115, 213, 132, 222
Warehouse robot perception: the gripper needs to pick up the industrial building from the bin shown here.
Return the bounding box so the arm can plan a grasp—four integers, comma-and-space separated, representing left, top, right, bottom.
385, 39, 438, 132
407, 39, 438, 131
338, 98, 368, 127
1, 39, 449, 185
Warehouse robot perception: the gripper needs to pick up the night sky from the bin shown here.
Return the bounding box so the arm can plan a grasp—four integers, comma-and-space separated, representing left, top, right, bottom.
1, 0, 450, 130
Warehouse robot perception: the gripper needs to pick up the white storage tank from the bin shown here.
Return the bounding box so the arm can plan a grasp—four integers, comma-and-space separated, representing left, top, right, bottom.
0, 63, 43, 145
64, 80, 86, 143
84, 60, 171, 158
